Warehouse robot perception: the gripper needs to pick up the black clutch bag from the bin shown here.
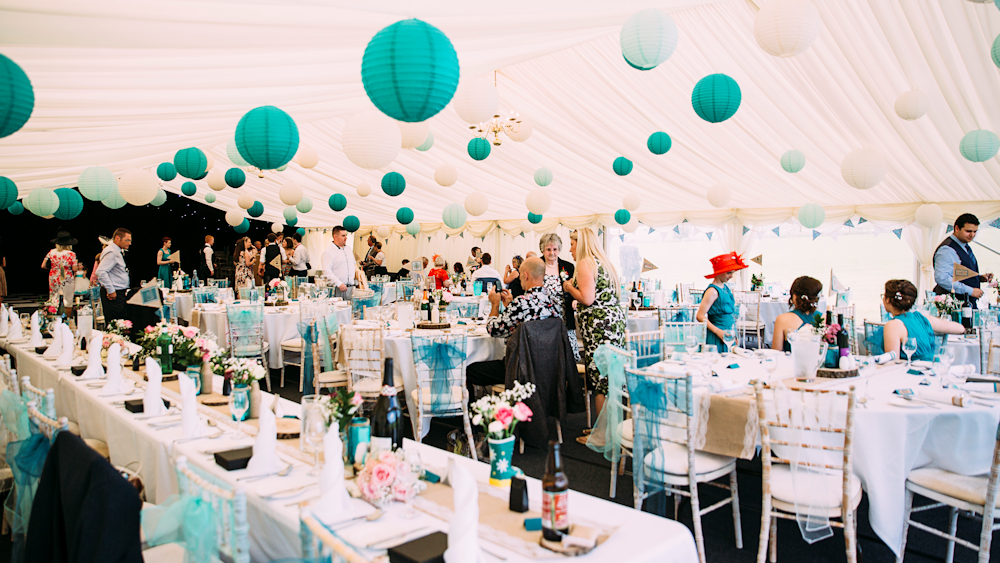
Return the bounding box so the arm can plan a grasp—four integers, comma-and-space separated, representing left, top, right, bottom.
388, 531, 447, 563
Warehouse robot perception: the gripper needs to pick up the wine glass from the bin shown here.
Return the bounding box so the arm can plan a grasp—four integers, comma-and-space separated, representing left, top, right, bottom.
229, 385, 250, 436
760, 355, 779, 382
722, 329, 737, 356
931, 353, 951, 390
399, 449, 423, 519
684, 335, 699, 359
902, 338, 917, 368
702, 344, 719, 365
301, 399, 327, 477
19, 313, 28, 332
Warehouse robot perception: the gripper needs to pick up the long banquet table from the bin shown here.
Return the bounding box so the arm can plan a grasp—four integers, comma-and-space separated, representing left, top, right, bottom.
0, 335, 699, 563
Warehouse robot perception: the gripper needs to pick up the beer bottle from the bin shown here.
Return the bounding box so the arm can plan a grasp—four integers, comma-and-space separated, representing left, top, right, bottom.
541, 441, 569, 541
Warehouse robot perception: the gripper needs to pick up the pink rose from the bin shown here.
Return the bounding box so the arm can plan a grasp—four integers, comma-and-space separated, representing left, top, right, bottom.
393, 482, 411, 502
123, 321, 132, 328
360, 479, 379, 501
443, 291, 453, 303
377, 450, 396, 465
350, 393, 364, 406
370, 463, 396, 488
182, 327, 198, 338
512, 402, 532, 422
496, 406, 514, 428
934, 295, 946, 302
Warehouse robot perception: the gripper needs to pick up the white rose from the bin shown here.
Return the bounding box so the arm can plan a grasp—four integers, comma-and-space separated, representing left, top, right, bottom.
488, 420, 503, 435
472, 414, 482, 426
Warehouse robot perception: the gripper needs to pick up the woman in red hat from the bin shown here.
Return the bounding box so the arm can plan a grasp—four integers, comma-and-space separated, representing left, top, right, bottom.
696, 252, 747, 353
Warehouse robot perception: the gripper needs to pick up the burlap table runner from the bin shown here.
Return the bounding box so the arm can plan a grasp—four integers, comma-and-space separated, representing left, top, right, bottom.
699, 392, 759, 460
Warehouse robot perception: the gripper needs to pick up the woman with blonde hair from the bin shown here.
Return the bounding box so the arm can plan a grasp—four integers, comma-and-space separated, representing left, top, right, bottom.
563, 228, 626, 444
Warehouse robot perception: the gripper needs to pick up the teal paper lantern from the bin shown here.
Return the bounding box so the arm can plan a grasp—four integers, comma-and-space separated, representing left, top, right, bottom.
0, 176, 16, 210
7, 201, 23, 215
692, 74, 741, 123
296, 227, 306, 236
527, 212, 543, 224
192, 170, 208, 181
534, 167, 553, 187
442, 203, 467, 229
798, 203, 825, 229
343, 215, 360, 232
620, 9, 679, 71
150, 189, 167, 207
468, 138, 491, 161
405, 222, 421, 237
396, 207, 414, 225
225, 168, 246, 188
615, 209, 631, 225
613, 157, 633, 176
53, 188, 84, 220
204, 193, 216, 204
296, 196, 313, 214
234, 218, 250, 234
26, 188, 59, 217
993, 34, 1000, 70
286, 217, 298, 227
329, 193, 347, 212
381, 172, 406, 196
77, 166, 117, 202
0, 54, 34, 139
174, 147, 207, 179
781, 149, 806, 173
647, 132, 672, 155
181, 182, 197, 196
416, 130, 434, 151
156, 162, 177, 182
235, 105, 300, 170
960, 130, 1000, 162
361, 19, 460, 122
283, 206, 298, 222
248, 201, 264, 217
102, 188, 127, 210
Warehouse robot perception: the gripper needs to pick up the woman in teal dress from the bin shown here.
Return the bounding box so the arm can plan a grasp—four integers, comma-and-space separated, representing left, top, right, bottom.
771, 276, 823, 352
696, 252, 748, 353
882, 279, 964, 361
156, 237, 173, 288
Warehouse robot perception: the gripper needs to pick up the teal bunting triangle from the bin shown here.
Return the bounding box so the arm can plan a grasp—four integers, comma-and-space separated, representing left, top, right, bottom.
858, 217, 867, 224
481, 237, 485, 241
619, 234, 625, 242
706, 232, 713, 240
812, 230, 821, 240
946, 225, 954, 233
893, 228, 903, 239
844, 219, 854, 228
742, 226, 750, 236
772, 227, 781, 237
459, 232, 464, 238
520, 232, 525, 238
682, 218, 689, 223
427, 237, 431, 243
648, 227, 655, 234
990, 218, 1000, 229
598, 229, 603, 237
673, 226, 680, 234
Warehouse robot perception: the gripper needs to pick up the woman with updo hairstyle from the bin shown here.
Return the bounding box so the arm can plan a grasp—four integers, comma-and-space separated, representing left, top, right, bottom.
771, 276, 823, 352
882, 279, 964, 361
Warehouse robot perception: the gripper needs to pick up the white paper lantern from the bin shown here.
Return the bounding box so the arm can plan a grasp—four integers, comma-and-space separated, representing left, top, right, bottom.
915, 203, 944, 229
376, 226, 391, 239
398, 121, 431, 150
620, 9, 679, 70
622, 217, 640, 233
271, 222, 283, 234
342, 111, 401, 170
356, 182, 371, 197
204, 152, 215, 172
435, 164, 458, 187
295, 145, 319, 169
753, 0, 821, 58
841, 149, 887, 189
526, 188, 552, 215
206, 169, 227, 191
520, 220, 534, 234
279, 181, 303, 206
225, 209, 244, 227
465, 192, 489, 216
623, 193, 642, 212
895, 90, 929, 121
706, 184, 732, 208
117, 169, 159, 206
452, 75, 499, 126
237, 194, 254, 209
508, 119, 533, 142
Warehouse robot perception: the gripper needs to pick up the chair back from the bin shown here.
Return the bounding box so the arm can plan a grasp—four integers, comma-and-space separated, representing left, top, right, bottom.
396, 279, 417, 302
832, 305, 857, 354
342, 326, 385, 394
677, 283, 694, 303
658, 305, 698, 324
880, 303, 893, 322
662, 322, 708, 356
25, 401, 68, 439
863, 320, 885, 355
0, 356, 18, 396
300, 511, 369, 563
193, 287, 219, 304
734, 290, 762, 322
411, 334, 468, 415
212, 279, 230, 289
174, 456, 250, 563
626, 330, 665, 368
225, 301, 265, 358
21, 377, 55, 419
987, 340, 1000, 377
688, 289, 705, 304
368, 280, 384, 302
351, 288, 379, 320
160, 301, 177, 325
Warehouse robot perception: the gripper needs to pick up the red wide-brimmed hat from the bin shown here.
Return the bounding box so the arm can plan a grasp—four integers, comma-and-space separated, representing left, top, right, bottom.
705, 252, 748, 279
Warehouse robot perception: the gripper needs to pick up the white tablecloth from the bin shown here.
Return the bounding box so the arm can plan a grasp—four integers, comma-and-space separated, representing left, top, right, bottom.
627, 314, 658, 333
173, 293, 193, 322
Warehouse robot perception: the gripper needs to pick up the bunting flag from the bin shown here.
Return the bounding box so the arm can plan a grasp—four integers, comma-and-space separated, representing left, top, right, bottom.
673, 226, 680, 234
682, 218, 689, 223
772, 227, 781, 237
127, 279, 162, 309
989, 217, 1000, 229
844, 219, 854, 228
648, 227, 655, 234
428, 237, 432, 243
269, 255, 282, 269
812, 230, 821, 240
830, 270, 847, 293
858, 217, 868, 224
946, 225, 954, 233
445, 234, 449, 239
642, 258, 658, 272
167, 251, 181, 264
742, 226, 750, 236
827, 231, 840, 242
706, 232, 713, 240
597, 229, 603, 237
751, 254, 763, 266
619, 234, 625, 242
953, 263, 979, 283
520, 232, 525, 238
893, 228, 903, 239
459, 232, 464, 238
481, 237, 485, 241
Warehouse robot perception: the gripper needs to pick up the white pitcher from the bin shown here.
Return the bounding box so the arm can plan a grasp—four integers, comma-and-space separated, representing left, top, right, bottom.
788, 331, 828, 381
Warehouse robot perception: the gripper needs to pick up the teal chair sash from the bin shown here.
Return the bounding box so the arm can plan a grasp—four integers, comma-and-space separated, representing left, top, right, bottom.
625, 367, 692, 498
142, 495, 218, 562
351, 292, 379, 320
7, 422, 53, 538
193, 288, 218, 304
0, 390, 30, 442
298, 322, 318, 395
411, 335, 467, 414
226, 303, 264, 358
396, 279, 417, 301
586, 345, 630, 463
316, 314, 339, 374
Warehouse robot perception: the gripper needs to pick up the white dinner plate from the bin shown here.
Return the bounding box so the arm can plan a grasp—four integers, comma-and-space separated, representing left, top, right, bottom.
888, 397, 927, 408
969, 391, 1000, 402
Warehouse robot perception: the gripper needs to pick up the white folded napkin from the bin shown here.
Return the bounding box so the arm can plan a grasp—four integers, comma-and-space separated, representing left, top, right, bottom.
56, 324, 74, 366
143, 357, 168, 416
949, 364, 976, 375
179, 370, 202, 439
6, 311, 21, 341
44, 320, 64, 359
444, 463, 484, 563
246, 403, 279, 473
27, 312, 43, 347
917, 388, 974, 407
81, 330, 105, 379
0, 305, 8, 338
311, 421, 351, 523
102, 343, 126, 393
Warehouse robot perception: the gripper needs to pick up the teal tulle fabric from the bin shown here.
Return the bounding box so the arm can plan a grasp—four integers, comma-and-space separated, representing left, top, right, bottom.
625, 366, 691, 498
396, 279, 417, 301
7, 423, 53, 538
663, 323, 707, 357
141, 494, 218, 563
368, 281, 384, 303
316, 313, 339, 374
586, 345, 629, 463
351, 292, 379, 320
0, 390, 30, 442
298, 322, 318, 395
864, 324, 885, 356
158, 302, 176, 322
411, 336, 467, 413
227, 304, 264, 357
193, 288, 218, 304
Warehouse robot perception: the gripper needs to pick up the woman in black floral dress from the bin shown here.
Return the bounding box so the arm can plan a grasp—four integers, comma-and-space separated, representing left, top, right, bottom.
539, 233, 580, 361
563, 228, 626, 443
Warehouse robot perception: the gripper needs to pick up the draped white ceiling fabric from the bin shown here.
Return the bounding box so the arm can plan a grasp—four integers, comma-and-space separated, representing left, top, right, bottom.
2, 0, 1000, 230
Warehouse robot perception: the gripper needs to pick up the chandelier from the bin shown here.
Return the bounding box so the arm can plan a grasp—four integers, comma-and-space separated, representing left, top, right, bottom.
472, 110, 522, 146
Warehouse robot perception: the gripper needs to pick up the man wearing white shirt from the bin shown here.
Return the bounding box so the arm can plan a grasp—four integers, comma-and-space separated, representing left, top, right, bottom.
197, 235, 215, 280
291, 233, 310, 277
471, 253, 502, 284
322, 226, 357, 300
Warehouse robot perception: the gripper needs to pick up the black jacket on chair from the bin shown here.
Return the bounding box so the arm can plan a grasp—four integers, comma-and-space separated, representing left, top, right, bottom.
25, 432, 142, 563
504, 316, 585, 449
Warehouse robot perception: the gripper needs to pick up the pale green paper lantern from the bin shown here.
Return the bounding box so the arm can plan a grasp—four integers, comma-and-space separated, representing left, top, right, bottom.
102, 187, 127, 210
296, 196, 313, 214
150, 189, 167, 207
534, 167, 553, 187
798, 202, 825, 229
283, 206, 298, 222
205, 193, 217, 204
77, 166, 118, 202
26, 188, 59, 217
226, 138, 250, 167
620, 9, 678, 70
416, 130, 434, 151
442, 203, 467, 229
405, 222, 421, 237
960, 130, 1000, 163
781, 150, 806, 173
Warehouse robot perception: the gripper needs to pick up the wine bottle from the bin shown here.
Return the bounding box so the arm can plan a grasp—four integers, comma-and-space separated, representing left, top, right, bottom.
630, 283, 638, 310
370, 358, 402, 452
542, 440, 570, 541
962, 298, 973, 331
420, 290, 429, 322
637, 285, 644, 309
837, 313, 850, 358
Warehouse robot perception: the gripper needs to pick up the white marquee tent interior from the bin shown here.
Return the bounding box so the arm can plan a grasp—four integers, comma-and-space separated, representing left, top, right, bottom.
4, 0, 1000, 299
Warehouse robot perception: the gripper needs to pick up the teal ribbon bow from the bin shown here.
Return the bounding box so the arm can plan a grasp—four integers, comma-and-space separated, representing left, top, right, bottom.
412, 337, 467, 412
586, 345, 628, 463
7, 424, 54, 538
142, 494, 218, 563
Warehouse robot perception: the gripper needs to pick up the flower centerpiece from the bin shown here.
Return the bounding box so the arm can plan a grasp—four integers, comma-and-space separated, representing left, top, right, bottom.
349, 448, 425, 507
101, 332, 129, 363
105, 319, 133, 339
135, 323, 182, 365
320, 388, 364, 431
931, 294, 961, 318
470, 381, 535, 486
268, 278, 289, 304
172, 326, 219, 394
751, 273, 764, 292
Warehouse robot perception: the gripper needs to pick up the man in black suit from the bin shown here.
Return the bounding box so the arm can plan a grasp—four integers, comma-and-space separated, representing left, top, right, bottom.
261, 233, 282, 285
196, 235, 215, 281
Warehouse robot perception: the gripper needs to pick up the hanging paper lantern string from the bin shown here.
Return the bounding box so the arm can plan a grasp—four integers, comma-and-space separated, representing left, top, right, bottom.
0, 54, 34, 139
960, 130, 1000, 163
647, 132, 672, 155
235, 106, 299, 170
468, 138, 491, 161
156, 162, 177, 182
620, 9, 679, 71
283, 207, 298, 223
174, 147, 207, 179
329, 193, 347, 212
613, 156, 633, 176
692, 74, 741, 123
381, 172, 406, 196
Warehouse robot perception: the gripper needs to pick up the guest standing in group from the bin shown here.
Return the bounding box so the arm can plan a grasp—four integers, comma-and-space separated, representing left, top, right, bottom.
771, 276, 823, 352
234, 237, 256, 289
197, 235, 215, 281
281, 238, 295, 277
427, 256, 452, 289
470, 253, 502, 289
933, 213, 993, 308
539, 234, 579, 359
253, 240, 264, 286
563, 228, 625, 443
370, 242, 388, 276
42, 231, 79, 314
260, 234, 282, 286
466, 247, 481, 272
504, 255, 524, 299
697, 252, 746, 353
156, 237, 173, 288
290, 234, 309, 278
322, 226, 358, 300
883, 279, 964, 361
95, 228, 132, 323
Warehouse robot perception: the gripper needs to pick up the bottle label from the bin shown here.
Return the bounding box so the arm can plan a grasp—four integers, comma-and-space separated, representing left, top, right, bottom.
963, 307, 972, 318
542, 490, 568, 531
380, 385, 397, 397
370, 436, 392, 453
